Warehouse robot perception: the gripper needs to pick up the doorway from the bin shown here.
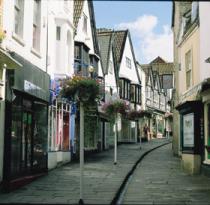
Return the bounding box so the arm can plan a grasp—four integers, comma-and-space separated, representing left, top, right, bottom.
21, 111, 33, 173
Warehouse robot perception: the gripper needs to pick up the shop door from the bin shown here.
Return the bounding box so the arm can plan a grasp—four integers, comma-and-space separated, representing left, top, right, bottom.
21, 111, 33, 172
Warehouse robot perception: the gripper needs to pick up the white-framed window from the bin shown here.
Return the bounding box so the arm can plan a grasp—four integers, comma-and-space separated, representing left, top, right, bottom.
14, 0, 25, 37
83, 13, 87, 34
64, 0, 68, 7
126, 57, 131, 69
185, 49, 192, 89
56, 26, 61, 41
32, 0, 41, 51
109, 60, 113, 74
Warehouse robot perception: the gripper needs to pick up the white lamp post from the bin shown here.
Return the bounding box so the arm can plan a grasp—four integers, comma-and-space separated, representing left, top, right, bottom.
114, 114, 118, 165
79, 65, 95, 205
79, 101, 84, 205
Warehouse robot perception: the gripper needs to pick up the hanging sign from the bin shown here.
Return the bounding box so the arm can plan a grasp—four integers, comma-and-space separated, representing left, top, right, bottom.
162, 74, 173, 89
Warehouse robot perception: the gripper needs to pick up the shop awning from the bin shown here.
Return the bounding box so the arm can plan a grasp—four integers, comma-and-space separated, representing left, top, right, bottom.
175, 100, 202, 114
0, 48, 22, 69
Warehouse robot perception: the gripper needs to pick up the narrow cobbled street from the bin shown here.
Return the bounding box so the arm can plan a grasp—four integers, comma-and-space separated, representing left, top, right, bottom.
122, 144, 210, 205
1, 139, 210, 204
0, 139, 168, 204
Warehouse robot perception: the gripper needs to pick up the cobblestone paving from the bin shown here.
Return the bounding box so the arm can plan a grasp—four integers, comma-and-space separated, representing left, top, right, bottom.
0, 139, 169, 204
122, 144, 210, 205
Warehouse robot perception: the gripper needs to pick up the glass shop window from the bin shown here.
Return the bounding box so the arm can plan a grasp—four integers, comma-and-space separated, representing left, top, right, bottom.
33, 101, 48, 170
10, 95, 22, 177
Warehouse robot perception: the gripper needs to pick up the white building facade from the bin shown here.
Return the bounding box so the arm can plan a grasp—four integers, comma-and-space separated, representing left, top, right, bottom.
1, 0, 50, 190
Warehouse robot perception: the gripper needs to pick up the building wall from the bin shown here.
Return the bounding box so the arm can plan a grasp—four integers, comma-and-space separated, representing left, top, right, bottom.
119, 36, 139, 84
47, 0, 74, 78
0, 0, 3, 183
74, 0, 94, 55
199, 2, 210, 81
172, 1, 192, 156
3, 0, 48, 71
105, 50, 118, 101
178, 28, 199, 95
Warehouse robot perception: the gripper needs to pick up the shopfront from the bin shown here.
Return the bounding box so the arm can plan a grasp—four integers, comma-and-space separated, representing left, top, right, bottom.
176, 100, 204, 174
0, 48, 22, 184
3, 53, 50, 191
200, 82, 210, 176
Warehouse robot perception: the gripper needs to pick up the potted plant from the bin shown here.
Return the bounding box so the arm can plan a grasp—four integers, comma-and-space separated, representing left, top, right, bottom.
60, 75, 100, 105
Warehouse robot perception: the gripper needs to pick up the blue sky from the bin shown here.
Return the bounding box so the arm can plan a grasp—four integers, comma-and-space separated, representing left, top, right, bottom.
93, 1, 173, 64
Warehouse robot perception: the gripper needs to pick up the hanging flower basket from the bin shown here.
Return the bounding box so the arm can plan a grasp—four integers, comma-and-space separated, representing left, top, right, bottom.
126, 110, 142, 120
60, 76, 100, 104
101, 100, 130, 123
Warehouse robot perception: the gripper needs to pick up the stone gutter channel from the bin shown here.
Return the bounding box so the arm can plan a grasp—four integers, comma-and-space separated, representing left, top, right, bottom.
111, 141, 172, 205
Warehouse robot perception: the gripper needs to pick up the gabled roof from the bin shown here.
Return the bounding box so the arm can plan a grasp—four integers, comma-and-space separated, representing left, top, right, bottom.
96, 29, 140, 84
150, 56, 174, 75
88, 1, 100, 56
150, 56, 167, 64
73, 0, 100, 56
73, 0, 84, 30
97, 30, 113, 75
113, 30, 128, 70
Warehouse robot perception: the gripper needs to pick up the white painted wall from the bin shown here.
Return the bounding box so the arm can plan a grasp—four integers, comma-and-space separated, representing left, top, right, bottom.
105, 50, 118, 102
137, 64, 146, 110
98, 59, 103, 78
74, 0, 94, 55
119, 35, 139, 84
199, 2, 210, 81
3, 0, 48, 71
47, 0, 74, 79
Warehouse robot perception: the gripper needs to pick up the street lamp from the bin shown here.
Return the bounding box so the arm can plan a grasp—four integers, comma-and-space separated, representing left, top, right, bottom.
88, 65, 94, 78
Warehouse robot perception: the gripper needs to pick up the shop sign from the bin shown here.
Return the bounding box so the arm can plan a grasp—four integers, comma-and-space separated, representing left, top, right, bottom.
24, 80, 46, 98
183, 113, 194, 147
162, 74, 173, 89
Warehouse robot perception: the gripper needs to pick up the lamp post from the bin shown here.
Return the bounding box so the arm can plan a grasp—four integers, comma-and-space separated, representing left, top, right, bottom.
79, 101, 84, 205
79, 65, 95, 205
114, 113, 118, 165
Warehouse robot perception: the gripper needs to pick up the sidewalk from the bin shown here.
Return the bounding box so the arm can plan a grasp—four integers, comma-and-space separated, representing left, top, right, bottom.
0, 138, 170, 204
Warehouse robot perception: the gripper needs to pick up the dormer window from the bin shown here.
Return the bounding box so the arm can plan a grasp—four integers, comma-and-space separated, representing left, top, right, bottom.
83, 13, 87, 34
126, 57, 131, 69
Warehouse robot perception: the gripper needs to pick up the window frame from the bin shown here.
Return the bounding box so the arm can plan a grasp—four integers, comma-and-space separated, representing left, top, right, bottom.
14, 0, 24, 37
185, 49, 192, 89
32, 0, 41, 51
126, 57, 131, 69
56, 26, 61, 41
